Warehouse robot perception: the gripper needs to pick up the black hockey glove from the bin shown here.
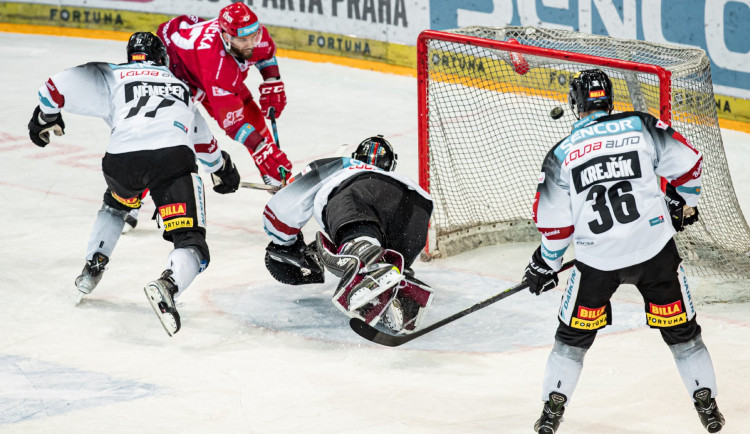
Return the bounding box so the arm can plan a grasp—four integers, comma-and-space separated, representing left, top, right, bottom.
524, 246, 559, 295
265, 233, 324, 285
665, 183, 699, 232
211, 151, 241, 194
28, 106, 65, 147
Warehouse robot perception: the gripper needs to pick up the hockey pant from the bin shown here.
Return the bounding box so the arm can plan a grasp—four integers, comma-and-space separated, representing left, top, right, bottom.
322, 172, 433, 268
555, 239, 700, 349
100, 146, 209, 292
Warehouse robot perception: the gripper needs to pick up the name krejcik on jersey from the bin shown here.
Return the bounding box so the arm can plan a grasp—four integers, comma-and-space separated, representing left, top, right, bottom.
572, 151, 642, 193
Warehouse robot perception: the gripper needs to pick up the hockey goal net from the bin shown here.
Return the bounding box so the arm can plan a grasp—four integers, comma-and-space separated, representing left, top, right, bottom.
418, 26, 750, 287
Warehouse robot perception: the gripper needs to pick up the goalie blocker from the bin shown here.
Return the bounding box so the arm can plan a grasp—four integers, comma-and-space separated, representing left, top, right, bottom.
262, 136, 434, 334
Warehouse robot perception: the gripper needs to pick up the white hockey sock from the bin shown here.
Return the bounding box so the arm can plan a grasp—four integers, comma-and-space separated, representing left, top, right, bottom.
85, 205, 127, 260
541, 340, 587, 405
669, 334, 718, 400
166, 247, 201, 297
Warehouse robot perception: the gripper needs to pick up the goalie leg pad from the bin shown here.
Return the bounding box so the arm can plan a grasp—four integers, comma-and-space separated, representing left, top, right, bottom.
382, 276, 435, 334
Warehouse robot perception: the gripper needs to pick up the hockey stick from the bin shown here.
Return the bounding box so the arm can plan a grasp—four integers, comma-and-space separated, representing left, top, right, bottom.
350, 260, 575, 347
240, 181, 280, 192
268, 107, 288, 185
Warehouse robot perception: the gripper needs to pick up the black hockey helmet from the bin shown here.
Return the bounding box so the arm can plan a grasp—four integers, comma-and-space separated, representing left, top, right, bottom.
352, 135, 397, 171
126, 32, 168, 66
569, 69, 614, 117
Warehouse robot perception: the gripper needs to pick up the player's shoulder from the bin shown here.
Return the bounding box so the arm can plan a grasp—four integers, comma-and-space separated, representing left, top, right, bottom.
597, 110, 657, 126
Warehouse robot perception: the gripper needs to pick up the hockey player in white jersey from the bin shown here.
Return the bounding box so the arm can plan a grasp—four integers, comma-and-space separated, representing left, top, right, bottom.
525, 69, 723, 433
262, 136, 434, 334
28, 32, 241, 336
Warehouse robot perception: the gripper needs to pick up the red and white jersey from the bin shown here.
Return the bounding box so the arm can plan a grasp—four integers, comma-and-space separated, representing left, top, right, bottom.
534, 111, 702, 271
158, 15, 279, 141
263, 158, 430, 246
37, 62, 195, 154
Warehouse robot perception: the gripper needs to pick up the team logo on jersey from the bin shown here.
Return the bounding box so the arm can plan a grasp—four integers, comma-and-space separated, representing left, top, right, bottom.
649, 215, 665, 226
173, 121, 188, 133
571, 151, 642, 193
646, 300, 687, 327
223, 108, 244, 128
164, 217, 193, 231
124, 81, 190, 106
212, 86, 232, 97
655, 120, 669, 130
159, 203, 187, 219
111, 191, 141, 208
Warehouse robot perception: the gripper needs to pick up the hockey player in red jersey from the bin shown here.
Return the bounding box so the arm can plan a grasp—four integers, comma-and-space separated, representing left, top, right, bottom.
525, 69, 723, 433
157, 2, 292, 186
262, 136, 435, 334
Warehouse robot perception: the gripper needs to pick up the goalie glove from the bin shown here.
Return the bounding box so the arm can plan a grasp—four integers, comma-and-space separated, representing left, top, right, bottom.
265, 233, 324, 285
210, 151, 241, 194
28, 106, 65, 147
258, 78, 286, 118
665, 183, 699, 231
524, 246, 559, 296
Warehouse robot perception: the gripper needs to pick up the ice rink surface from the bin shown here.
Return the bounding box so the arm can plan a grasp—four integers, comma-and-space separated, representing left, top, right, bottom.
1, 33, 749, 433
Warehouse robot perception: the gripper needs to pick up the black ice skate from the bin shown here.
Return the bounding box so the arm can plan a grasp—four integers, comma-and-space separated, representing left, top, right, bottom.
693, 388, 725, 432
534, 392, 567, 434
144, 270, 181, 336
74, 252, 109, 305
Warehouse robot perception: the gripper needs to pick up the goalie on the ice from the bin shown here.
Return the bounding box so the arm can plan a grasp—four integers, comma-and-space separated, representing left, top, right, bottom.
262, 136, 434, 334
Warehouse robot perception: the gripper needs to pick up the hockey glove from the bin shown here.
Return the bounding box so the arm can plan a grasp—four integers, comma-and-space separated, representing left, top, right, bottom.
665, 183, 699, 231
524, 246, 559, 295
259, 79, 286, 118
28, 106, 65, 147
211, 151, 241, 194
252, 141, 292, 186
265, 234, 324, 285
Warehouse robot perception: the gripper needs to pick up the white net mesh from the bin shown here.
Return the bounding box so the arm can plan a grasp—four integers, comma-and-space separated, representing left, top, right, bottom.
421, 26, 750, 285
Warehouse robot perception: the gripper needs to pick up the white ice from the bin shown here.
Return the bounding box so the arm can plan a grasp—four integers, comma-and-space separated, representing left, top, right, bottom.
1, 33, 748, 433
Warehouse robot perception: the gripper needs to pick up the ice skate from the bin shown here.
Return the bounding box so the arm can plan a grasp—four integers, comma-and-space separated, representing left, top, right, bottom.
534, 392, 566, 434
121, 208, 139, 233
74, 252, 109, 305
144, 270, 180, 336
693, 388, 724, 432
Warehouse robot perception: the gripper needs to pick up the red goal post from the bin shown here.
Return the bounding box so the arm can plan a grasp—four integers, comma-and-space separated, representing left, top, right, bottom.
416, 26, 750, 288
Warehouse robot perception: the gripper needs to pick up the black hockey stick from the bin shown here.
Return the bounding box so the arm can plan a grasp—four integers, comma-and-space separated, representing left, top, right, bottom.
239, 181, 281, 192
268, 106, 289, 185
350, 260, 575, 347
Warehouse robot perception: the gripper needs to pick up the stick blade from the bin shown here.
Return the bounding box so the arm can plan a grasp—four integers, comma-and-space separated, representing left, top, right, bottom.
349, 318, 406, 347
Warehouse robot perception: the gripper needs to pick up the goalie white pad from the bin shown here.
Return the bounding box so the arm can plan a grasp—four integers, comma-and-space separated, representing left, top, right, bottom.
382, 276, 435, 334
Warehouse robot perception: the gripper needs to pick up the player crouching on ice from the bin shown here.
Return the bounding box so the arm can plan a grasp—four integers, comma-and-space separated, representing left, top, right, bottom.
525, 69, 723, 433
262, 136, 434, 334
28, 32, 241, 336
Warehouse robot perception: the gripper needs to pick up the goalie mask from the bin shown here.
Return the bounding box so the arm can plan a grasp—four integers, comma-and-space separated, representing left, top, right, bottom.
126, 32, 168, 66
352, 135, 397, 171
569, 69, 613, 117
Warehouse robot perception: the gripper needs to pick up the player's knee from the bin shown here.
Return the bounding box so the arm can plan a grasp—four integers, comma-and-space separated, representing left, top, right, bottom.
100, 203, 129, 219
171, 230, 210, 269
659, 319, 701, 346
555, 323, 598, 349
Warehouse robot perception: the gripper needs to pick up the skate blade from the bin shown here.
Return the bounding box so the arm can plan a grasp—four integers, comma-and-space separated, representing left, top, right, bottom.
349, 268, 402, 311
74, 291, 85, 306
144, 285, 179, 337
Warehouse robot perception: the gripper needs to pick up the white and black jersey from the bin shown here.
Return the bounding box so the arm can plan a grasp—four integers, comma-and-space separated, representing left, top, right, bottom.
37, 62, 205, 156
534, 111, 702, 271
263, 157, 431, 246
